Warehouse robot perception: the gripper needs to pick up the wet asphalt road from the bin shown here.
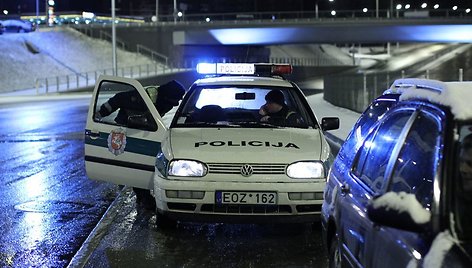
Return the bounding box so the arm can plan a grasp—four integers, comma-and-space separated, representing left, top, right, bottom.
0, 98, 328, 267
0, 99, 121, 267
82, 187, 327, 268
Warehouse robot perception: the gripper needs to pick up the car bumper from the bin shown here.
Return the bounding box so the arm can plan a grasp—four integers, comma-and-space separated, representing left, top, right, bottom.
153, 175, 326, 223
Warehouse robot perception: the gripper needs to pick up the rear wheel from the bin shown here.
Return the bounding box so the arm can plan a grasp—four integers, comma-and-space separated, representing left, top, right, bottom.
329, 233, 343, 268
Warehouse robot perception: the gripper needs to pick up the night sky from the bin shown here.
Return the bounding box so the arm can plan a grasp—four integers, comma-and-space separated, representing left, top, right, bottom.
1, 0, 471, 16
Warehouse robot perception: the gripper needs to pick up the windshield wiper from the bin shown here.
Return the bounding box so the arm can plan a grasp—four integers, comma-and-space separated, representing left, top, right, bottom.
177, 122, 239, 128
232, 121, 282, 128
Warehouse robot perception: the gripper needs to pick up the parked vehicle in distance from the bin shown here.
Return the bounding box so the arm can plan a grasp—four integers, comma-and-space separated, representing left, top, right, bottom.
322, 78, 472, 267
1, 19, 36, 33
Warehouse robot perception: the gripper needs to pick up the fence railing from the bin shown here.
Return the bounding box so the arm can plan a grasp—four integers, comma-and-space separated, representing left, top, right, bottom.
99, 30, 127, 50
325, 68, 468, 113
173, 56, 350, 69
136, 44, 169, 65
34, 63, 187, 94
149, 8, 472, 24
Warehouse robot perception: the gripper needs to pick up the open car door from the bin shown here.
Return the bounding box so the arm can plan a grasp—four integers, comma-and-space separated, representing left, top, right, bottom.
84, 75, 168, 189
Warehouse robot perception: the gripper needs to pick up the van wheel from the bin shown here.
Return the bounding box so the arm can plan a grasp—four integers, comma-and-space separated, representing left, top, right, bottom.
155, 210, 177, 229
329, 233, 343, 268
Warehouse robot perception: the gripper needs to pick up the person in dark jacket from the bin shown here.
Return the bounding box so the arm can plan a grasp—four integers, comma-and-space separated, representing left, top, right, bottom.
97, 80, 186, 210
259, 89, 304, 126
97, 80, 185, 123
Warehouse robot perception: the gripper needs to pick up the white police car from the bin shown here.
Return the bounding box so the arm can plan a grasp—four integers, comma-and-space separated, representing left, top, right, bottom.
85, 63, 339, 225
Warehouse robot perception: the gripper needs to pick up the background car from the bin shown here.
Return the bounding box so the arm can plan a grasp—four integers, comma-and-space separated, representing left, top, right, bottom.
1, 19, 36, 33
84, 63, 340, 226
322, 78, 472, 268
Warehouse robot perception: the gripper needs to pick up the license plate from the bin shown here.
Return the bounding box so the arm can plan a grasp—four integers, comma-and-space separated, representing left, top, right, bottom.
215, 191, 277, 205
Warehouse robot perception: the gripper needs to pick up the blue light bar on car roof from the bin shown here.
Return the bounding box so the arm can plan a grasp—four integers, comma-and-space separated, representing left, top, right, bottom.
196, 63, 292, 76
196, 63, 255, 75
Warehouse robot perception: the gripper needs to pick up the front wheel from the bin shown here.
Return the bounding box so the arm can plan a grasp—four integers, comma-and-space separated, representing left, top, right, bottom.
329, 233, 343, 268
155, 210, 177, 229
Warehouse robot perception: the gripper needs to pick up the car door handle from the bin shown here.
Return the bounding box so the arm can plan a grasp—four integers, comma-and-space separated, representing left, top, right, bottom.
340, 183, 350, 195
85, 130, 100, 139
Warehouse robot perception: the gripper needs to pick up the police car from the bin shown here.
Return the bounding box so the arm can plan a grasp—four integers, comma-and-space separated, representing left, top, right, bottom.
85, 63, 339, 225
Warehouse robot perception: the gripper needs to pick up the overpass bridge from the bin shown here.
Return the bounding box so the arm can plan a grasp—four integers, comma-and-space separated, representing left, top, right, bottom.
74, 16, 472, 67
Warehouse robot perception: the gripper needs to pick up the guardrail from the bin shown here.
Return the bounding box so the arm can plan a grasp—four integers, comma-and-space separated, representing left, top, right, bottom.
153, 9, 472, 23
34, 63, 186, 94
136, 44, 169, 65
30, 55, 352, 95
99, 30, 126, 50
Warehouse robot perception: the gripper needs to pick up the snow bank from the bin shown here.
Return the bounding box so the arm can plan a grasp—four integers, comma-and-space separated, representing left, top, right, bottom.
371, 191, 431, 224
0, 28, 157, 92
423, 231, 457, 268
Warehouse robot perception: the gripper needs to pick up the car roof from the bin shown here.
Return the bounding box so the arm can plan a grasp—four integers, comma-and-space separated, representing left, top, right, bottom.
193, 75, 294, 88
385, 78, 472, 121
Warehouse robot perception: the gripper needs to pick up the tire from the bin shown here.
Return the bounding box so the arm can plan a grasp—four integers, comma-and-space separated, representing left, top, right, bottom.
155, 210, 177, 229
329, 233, 343, 268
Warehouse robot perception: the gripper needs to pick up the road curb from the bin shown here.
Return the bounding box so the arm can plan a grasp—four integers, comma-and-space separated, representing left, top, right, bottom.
66, 186, 132, 268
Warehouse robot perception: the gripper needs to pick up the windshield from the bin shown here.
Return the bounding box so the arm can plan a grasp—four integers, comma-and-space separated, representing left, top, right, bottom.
172, 85, 317, 129
454, 124, 472, 241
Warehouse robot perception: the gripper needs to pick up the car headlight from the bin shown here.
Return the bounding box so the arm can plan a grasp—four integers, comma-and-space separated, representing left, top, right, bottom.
286, 161, 324, 179
168, 160, 208, 177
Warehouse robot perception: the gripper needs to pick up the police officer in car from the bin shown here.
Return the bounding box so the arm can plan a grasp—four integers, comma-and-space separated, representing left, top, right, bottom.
259, 89, 304, 126
97, 80, 186, 210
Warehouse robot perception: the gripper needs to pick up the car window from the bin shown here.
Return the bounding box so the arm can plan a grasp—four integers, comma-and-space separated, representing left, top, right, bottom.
174, 86, 315, 128
352, 111, 413, 192
387, 112, 441, 210
94, 81, 157, 131
454, 124, 472, 240
355, 96, 399, 139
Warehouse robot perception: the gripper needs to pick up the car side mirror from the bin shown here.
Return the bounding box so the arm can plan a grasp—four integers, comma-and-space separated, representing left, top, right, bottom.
127, 114, 157, 131
321, 117, 340, 131
367, 193, 431, 233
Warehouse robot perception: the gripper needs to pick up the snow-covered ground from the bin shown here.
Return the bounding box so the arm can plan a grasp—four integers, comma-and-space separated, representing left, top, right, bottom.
0, 27, 157, 93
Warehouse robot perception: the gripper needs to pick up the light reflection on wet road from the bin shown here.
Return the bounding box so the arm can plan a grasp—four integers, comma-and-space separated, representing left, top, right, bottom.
0, 99, 120, 267
84, 188, 327, 268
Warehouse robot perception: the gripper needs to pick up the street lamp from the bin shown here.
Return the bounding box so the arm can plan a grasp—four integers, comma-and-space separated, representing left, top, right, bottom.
36, 0, 39, 23
331, 10, 336, 16
405, 4, 410, 10
396, 4, 402, 18
155, 0, 159, 22
173, 0, 177, 23
315, 0, 334, 19
434, 4, 439, 9
452, 6, 458, 11
421, 3, 427, 9
363, 8, 368, 13
111, 0, 117, 75
466, 8, 471, 14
